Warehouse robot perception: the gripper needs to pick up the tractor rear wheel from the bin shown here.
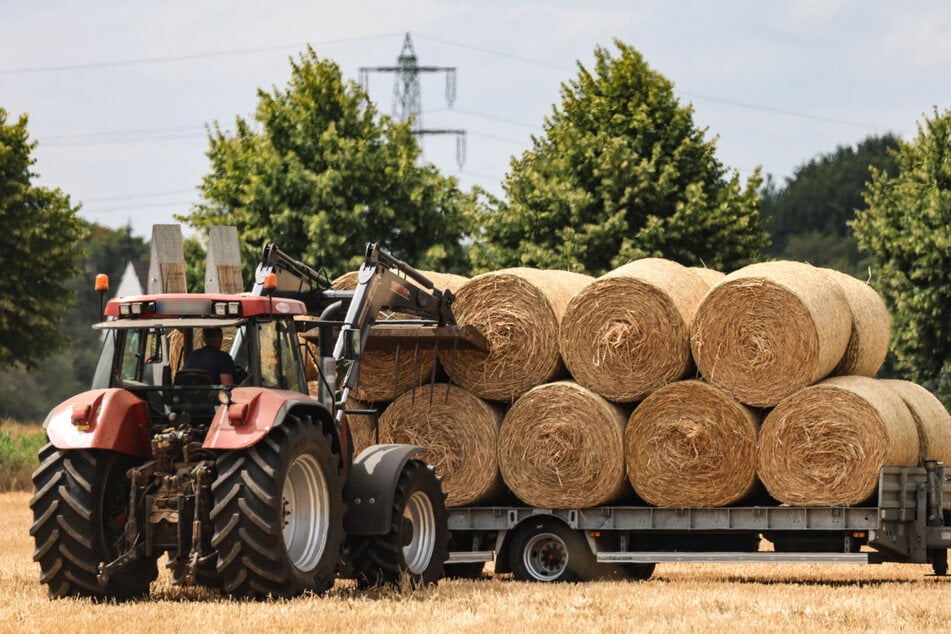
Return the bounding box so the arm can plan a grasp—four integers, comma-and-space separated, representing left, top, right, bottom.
210, 413, 344, 598
29, 444, 158, 600
350, 460, 449, 586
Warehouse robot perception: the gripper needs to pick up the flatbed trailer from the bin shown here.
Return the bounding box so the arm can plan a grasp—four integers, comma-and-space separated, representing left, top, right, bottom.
445, 464, 951, 581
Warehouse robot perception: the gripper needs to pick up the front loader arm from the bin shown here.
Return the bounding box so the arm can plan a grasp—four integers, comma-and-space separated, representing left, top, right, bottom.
333, 244, 458, 402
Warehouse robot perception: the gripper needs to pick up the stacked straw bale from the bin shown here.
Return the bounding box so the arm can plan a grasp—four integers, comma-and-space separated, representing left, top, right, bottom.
439, 268, 593, 401
498, 381, 629, 508
883, 379, 951, 466
561, 258, 709, 402
824, 269, 890, 377
345, 398, 379, 458
378, 384, 503, 507
690, 266, 726, 287
332, 270, 468, 402
691, 261, 852, 407
758, 376, 919, 506
625, 380, 760, 507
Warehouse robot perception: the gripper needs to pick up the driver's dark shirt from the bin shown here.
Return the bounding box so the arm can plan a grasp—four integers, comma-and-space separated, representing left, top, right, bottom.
183, 346, 237, 384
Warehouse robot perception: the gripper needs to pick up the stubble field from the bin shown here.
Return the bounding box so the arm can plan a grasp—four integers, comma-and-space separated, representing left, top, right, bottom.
0, 491, 948, 633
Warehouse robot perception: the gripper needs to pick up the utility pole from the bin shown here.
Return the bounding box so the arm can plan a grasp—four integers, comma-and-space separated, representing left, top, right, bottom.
360, 33, 466, 169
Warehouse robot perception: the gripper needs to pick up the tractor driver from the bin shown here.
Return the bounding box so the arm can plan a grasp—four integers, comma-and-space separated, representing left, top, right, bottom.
184, 326, 237, 386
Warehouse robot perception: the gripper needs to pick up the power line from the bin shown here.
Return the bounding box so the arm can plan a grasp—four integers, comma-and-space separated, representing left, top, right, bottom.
680, 91, 886, 133
14, 29, 887, 137
41, 126, 208, 147
83, 200, 195, 214
467, 130, 529, 146
461, 169, 507, 182
0, 33, 402, 75
443, 107, 540, 130
414, 33, 570, 72
414, 34, 888, 133
83, 189, 196, 204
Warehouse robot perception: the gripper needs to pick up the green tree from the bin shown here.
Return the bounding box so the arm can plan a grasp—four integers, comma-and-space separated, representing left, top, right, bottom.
471, 40, 766, 276
180, 47, 475, 280
852, 109, 951, 406
761, 134, 899, 275
0, 108, 86, 369
0, 222, 148, 421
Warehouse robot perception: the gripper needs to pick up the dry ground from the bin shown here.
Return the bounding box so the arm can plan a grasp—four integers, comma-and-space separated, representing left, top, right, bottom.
1, 491, 948, 633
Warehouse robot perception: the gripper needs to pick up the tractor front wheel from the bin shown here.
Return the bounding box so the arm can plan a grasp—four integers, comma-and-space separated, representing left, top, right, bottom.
350, 460, 449, 586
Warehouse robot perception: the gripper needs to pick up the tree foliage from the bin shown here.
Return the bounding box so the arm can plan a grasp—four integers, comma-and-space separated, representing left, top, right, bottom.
180, 47, 475, 280
0, 108, 87, 369
761, 134, 899, 274
470, 40, 766, 276
0, 222, 148, 421
852, 109, 951, 405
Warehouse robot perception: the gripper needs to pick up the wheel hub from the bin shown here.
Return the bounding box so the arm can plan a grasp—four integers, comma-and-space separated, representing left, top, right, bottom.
523, 532, 569, 580
402, 491, 436, 574
282, 453, 331, 572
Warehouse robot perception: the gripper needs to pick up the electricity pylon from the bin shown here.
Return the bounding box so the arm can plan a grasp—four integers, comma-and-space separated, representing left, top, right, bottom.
360, 33, 466, 168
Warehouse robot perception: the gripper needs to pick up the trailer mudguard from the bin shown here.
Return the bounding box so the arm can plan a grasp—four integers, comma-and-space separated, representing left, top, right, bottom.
44, 388, 151, 457
202, 387, 331, 450
343, 444, 426, 536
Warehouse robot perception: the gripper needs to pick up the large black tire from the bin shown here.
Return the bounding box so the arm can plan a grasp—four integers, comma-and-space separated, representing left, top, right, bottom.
595, 562, 657, 581
29, 443, 158, 600
508, 518, 594, 582
210, 414, 345, 598
350, 460, 449, 586
930, 549, 948, 576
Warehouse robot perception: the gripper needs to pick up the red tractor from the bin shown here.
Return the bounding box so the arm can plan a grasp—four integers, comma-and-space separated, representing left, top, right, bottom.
30, 240, 482, 599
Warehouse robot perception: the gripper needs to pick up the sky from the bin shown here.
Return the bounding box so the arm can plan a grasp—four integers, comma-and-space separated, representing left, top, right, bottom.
4, 0, 951, 239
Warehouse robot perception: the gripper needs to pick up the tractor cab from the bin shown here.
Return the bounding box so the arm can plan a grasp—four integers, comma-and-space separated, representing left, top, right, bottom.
92, 294, 309, 428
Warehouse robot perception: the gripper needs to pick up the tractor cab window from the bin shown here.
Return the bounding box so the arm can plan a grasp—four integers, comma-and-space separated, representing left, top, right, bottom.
117, 328, 167, 387
258, 319, 305, 393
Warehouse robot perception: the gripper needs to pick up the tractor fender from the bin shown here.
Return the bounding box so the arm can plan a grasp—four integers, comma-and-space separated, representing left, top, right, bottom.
202, 387, 332, 451
44, 388, 151, 457
343, 444, 426, 536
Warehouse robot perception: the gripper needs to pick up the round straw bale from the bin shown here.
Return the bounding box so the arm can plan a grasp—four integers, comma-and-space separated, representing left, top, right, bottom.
345, 398, 379, 458
690, 260, 852, 407
824, 269, 890, 377
439, 268, 593, 401
561, 258, 709, 402
882, 379, 951, 466
498, 381, 629, 508
626, 380, 760, 507
690, 266, 726, 288
758, 375, 919, 506
333, 270, 468, 402
378, 384, 503, 507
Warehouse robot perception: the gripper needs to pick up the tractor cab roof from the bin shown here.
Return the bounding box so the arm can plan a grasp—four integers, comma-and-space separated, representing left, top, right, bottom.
101, 293, 308, 322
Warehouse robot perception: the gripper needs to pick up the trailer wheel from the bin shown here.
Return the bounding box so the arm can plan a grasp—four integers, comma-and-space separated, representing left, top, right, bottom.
350, 460, 449, 586
210, 413, 344, 598
509, 518, 594, 582
29, 443, 158, 600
